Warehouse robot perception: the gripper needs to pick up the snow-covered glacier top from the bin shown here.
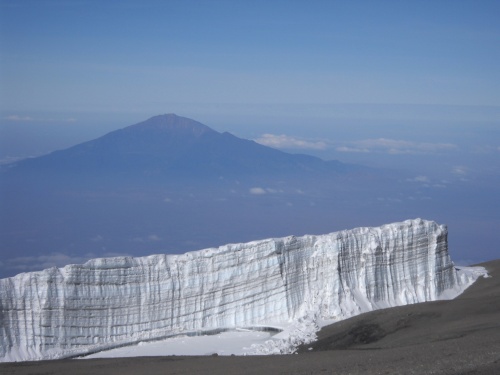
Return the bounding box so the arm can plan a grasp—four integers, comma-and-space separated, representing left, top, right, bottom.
0, 219, 485, 362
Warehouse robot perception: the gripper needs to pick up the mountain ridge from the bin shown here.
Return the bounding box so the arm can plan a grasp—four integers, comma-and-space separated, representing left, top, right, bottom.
3, 114, 365, 182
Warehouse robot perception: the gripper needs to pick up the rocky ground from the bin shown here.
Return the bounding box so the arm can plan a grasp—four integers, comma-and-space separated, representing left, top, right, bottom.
2, 260, 499, 375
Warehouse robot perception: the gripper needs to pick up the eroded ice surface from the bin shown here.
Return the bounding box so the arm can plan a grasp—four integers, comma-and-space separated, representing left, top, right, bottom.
0, 219, 485, 362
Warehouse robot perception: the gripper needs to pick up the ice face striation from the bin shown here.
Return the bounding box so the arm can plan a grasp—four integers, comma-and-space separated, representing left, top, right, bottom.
0, 219, 483, 361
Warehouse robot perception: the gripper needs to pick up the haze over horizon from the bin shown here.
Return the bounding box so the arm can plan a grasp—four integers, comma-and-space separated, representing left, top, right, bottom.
0, 1, 499, 276
1, 1, 499, 173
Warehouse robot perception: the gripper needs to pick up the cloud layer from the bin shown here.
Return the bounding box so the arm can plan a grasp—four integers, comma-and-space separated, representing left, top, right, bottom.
255, 134, 327, 150
336, 138, 457, 155
255, 134, 458, 156
3, 114, 77, 123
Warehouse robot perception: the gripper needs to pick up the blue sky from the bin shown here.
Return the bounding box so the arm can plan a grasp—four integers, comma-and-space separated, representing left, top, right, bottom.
1, 0, 499, 118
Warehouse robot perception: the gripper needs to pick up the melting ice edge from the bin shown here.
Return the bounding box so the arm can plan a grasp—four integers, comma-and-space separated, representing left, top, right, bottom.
0, 218, 487, 362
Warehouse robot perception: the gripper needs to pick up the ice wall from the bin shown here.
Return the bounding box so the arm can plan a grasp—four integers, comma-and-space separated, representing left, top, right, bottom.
0, 219, 479, 361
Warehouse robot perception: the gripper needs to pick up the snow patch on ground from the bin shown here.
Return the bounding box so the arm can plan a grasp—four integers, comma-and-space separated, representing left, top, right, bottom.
81, 330, 274, 358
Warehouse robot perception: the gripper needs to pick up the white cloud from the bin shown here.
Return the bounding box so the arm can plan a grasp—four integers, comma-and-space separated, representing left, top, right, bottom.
5, 115, 34, 121
337, 138, 457, 155
3, 114, 77, 123
452, 166, 468, 175
249, 187, 267, 195
336, 146, 370, 153
249, 187, 283, 195
406, 176, 450, 189
255, 134, 327, 150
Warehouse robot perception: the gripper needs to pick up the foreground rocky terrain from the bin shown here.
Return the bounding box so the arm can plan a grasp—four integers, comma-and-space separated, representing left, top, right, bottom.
1, 259, 498, 374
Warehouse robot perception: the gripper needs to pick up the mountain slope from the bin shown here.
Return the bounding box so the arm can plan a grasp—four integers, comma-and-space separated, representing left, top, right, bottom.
4, 114, 361, 182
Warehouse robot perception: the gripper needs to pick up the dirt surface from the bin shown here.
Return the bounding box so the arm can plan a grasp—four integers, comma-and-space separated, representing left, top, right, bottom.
2, 260, 499, 375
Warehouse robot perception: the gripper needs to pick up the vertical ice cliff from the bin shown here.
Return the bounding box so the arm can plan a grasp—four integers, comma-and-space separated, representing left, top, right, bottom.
0, 219, 481, 361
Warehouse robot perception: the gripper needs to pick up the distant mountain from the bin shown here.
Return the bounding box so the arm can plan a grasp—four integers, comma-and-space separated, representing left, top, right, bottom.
3, 114, 363, 184
0, 114, 385, 280
0, 114, 495, 282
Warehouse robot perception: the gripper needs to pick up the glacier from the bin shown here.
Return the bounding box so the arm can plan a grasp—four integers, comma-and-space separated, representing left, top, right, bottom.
0, 219, 485, 362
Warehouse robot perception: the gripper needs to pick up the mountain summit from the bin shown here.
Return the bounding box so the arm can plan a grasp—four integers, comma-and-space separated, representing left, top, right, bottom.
127, 114, 216, 137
